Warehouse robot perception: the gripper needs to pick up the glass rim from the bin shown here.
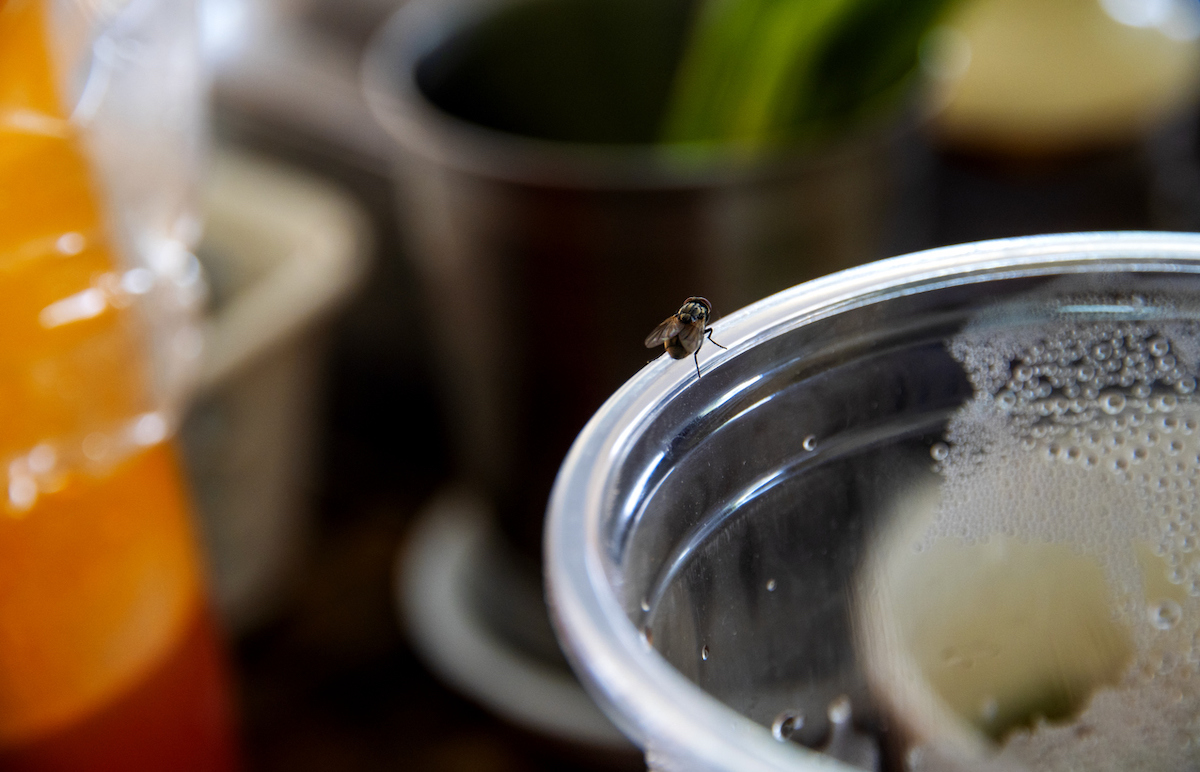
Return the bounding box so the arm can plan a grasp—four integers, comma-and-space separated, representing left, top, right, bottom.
544, 230, 1200, 772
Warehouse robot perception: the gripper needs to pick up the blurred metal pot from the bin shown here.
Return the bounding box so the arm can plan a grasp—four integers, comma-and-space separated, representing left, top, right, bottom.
363, 0, 927, 557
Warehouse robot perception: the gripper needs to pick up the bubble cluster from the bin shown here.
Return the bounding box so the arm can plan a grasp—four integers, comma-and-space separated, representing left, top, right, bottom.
927, 320, 1200, 562
915, 310, 1200, 770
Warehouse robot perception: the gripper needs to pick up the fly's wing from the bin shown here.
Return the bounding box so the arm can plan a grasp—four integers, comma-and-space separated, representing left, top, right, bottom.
675, 320, 704, 354
645, 316, 684, 348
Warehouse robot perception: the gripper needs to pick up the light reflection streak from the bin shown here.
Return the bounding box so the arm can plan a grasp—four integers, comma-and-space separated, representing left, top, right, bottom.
1057, 304, 1139, 314
620, 451, 666, 527
39, 287, 107, 328
727, 393, 776, 424
0, 109, 69, 138
613, 451, 667, 560
698, 374, 763, 419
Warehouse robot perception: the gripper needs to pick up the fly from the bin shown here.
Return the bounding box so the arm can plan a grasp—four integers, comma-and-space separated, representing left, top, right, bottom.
644, 296, 727, 380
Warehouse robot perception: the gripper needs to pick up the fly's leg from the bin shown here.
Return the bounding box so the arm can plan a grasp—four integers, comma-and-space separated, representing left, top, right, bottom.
705, 328, 727, 350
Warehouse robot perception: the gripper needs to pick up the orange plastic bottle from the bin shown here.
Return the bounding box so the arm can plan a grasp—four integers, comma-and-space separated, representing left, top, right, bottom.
0, 1, 240, 768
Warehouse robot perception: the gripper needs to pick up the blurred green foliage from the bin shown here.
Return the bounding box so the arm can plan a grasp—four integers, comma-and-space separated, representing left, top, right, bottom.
662, 0, 958, 148
418, 0, 957, 148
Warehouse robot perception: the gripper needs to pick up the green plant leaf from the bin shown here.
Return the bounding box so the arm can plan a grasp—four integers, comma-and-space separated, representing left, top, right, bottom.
661, 0, 960, 148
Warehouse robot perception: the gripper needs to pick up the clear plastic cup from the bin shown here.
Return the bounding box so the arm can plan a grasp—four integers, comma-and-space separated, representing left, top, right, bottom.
545, 232, 1200, 772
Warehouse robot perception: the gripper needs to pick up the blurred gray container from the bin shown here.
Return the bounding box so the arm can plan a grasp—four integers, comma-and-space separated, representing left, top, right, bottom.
363, 0, 926, 555
184, 150, 369, 633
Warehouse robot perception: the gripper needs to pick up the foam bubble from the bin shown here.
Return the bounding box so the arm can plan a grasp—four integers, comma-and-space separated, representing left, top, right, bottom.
1151, 600, 1184, 631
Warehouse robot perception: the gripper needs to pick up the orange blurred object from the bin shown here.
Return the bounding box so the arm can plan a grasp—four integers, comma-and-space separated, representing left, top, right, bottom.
0, 0, 239, 768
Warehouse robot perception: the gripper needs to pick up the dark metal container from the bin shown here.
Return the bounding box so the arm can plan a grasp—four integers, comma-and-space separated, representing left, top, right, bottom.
363, 0, 924, 557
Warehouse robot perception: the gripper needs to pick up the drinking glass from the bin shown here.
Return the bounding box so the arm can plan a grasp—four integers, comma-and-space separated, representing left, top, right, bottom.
546, 231, 1200, 772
